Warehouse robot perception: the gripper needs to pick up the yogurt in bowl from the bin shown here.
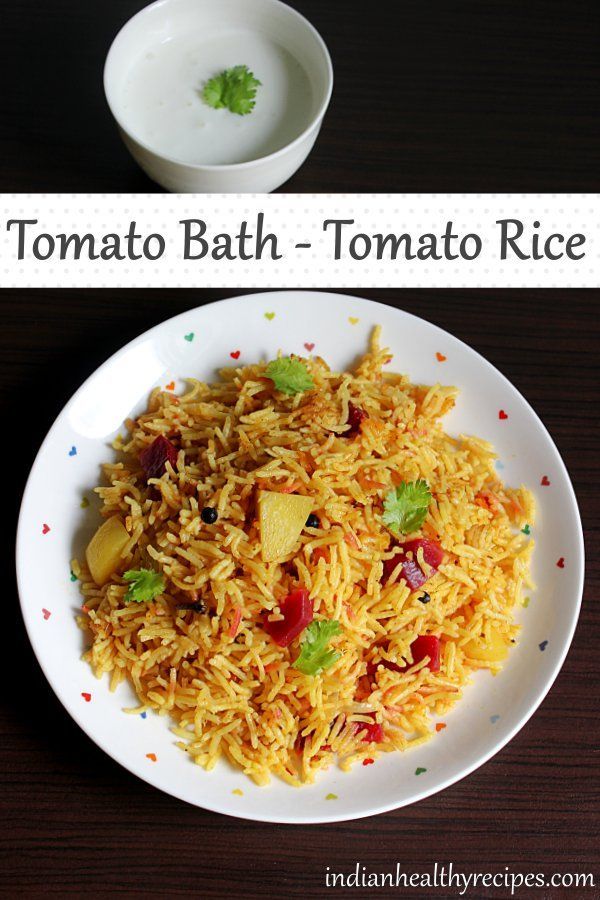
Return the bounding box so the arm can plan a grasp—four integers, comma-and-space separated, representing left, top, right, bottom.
104, 0, 333, 192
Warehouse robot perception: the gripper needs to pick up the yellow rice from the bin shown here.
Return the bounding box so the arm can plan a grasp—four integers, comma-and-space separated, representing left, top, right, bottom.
77, 328, 534, 786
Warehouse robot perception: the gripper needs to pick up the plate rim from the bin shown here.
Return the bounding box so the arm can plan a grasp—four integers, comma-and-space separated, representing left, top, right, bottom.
15, 290, 585, 823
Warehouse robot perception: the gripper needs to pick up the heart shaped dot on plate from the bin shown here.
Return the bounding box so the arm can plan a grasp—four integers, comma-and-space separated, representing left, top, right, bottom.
436, 352, 447, 362
499, 410, 508, 420
557, 557, 565, 568
165, 381, 175, 391
539, 640, 548, 652
68, 446, 77, 457
81, 692, 91, 702
230, 350, 241, 360
184, 332, 194, 342
304, 342, 315, 352
42, 608, 51, 620
264, 312, 275, 321
415, 767, 427, 776
490, 714, 501, 724
42, 523, 50, 534
348, 317, 359, 325
146, 752, 157, 762
541, 475, 551, 486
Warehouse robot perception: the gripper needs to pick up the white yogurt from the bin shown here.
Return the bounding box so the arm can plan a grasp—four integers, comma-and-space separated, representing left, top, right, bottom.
117, 29, 316, 166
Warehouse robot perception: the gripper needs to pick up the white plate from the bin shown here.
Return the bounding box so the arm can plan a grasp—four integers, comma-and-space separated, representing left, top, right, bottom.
16, 291, 584, 823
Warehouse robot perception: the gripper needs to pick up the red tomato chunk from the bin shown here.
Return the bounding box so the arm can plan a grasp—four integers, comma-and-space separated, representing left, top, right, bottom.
408, 635, 441, 672
345, 402, 368, 437
355, 719, 384, 743
139, 435, 178, 479
382, 538, 444, 591
367, 635, 441, 677
264, 589, 313, 647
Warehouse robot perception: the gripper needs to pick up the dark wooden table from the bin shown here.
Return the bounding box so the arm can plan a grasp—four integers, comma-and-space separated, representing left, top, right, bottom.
0, 0, 599, 192
1, 289, 599, 896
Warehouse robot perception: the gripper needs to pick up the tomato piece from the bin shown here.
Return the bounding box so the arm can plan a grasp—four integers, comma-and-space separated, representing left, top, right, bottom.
403, 539, 444, 569
264, 588, 313, 647
345, 402, 368, 437
367, 635, 441, 677
354, 716, 384, 743
139, 435, 178, 479
408, 635, 441, 672
382, 539, 444, 591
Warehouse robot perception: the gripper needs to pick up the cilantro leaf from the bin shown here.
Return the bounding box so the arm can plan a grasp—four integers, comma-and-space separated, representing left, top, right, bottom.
293, 619, 342, 676
123, 568, 166, 603
202, 65, 261, 116
382, 480, 432, 535
265, 357, 315, 396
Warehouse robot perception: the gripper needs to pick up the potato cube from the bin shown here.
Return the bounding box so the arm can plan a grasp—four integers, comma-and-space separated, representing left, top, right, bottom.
464, 626, 509, 662
258, 490, 314, 563
86, 516, 130, 586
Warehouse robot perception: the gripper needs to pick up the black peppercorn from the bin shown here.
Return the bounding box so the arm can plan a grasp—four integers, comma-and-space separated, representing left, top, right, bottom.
201, 506, 218, 524
305, 513, 320, 529
176, 600, 207, 614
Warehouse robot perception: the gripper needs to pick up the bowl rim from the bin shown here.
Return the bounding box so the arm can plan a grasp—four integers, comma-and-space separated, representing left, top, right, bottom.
15, 291, 586, 824
103, 0, 334, 172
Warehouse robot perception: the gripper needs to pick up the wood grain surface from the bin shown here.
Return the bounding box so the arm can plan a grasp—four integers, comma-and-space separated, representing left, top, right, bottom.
1, 289, 599, 897
0, 0, 599, 192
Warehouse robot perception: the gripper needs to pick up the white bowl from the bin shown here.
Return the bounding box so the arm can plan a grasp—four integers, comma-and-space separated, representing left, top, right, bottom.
104, 0, 333, 192
16, 292, 584, 823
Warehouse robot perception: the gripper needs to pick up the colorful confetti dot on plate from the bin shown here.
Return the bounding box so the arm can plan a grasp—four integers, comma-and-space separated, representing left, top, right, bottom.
415, 767, 427, 776
140, 711, 147, 719
146, 753, 157, 762
435, 722, 446, 732
490, 714, 500, 724
68, 446, 77, 457
362, 757, 374, 766
70, 570, 77, 582
499, 410, 508, 420
557, 557, 565, 568
304, 342, 315, 352
42, 608, 51, 620
264, 312, 275, 320
230, 350, 241, 360
80, 496, 90, 509
81, 692, 91, 702
522, 596, 531, 608
325, 793, 338, 800
42, 523, 50, 534
232, 788, 244, 796
539, 640, 548, 652
348, 316, 359, 325
522, 524, 531, 535
436, 352, 447, 362
165, 381, 175, 391
541, 475, 551, 486
184, 332, 194, 342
